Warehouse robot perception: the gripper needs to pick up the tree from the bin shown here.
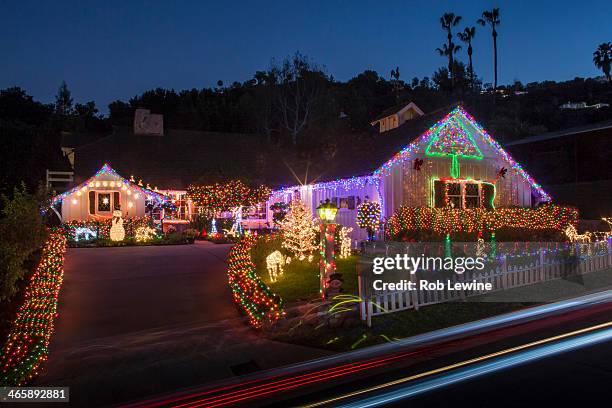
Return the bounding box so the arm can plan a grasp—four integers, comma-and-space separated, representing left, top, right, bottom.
457, 26, 477, 90
54, 80, 73, 116
593, 42, 612, 82
279, 199, 317, 260
438, 12, 462, 92
274, 52, 330, 145
390, 66, 402, 101
478, 8, 501, 92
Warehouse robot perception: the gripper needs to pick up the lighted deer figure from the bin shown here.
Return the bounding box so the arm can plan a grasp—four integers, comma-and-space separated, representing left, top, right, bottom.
564, 225, 591, 243
266, 250, 287, 282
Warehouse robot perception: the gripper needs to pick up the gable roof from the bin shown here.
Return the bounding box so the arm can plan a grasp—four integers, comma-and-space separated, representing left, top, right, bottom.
371, 101, 425, 123
373, 106, 551, 201
50, 163, 166, 206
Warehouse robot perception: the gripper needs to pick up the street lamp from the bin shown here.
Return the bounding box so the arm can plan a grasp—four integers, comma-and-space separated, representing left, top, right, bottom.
316, 199, 338, 223
317, 199, 339, 299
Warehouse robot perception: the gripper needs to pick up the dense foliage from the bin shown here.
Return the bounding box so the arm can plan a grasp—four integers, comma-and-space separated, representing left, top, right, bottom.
0, 187, 47, 301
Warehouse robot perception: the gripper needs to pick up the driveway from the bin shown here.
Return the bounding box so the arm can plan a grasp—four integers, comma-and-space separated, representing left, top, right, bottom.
36, 242, 330, 406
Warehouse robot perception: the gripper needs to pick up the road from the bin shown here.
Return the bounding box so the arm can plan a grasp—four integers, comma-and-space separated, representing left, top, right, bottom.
35, 242, 330, 407
381, 336, 612, 407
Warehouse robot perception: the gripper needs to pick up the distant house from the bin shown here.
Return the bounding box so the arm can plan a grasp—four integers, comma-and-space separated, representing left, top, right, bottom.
559, 101, 610, 110
370, 102, 424, 133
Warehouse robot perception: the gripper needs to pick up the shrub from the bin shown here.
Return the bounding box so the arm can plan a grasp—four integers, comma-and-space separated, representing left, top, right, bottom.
0, 186, 47, 300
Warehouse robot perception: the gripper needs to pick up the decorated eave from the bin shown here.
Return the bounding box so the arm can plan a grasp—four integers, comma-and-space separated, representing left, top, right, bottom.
270, 174, 380, 198
373, 106, 552, 202
50, 163, 167, 206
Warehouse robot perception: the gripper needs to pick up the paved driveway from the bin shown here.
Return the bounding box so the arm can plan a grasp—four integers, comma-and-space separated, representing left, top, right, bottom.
36, 242, 329, 406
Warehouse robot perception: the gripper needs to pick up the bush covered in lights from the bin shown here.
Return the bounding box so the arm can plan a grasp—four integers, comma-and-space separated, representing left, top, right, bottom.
386, 205, 579, 242
227, 235, 284, 328
0, 231, 67, 386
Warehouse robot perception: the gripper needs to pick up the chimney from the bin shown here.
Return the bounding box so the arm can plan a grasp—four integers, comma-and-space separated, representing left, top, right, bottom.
134, 108, 164, 136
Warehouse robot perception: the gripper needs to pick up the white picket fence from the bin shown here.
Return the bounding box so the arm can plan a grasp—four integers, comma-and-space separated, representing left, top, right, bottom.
358, 240, 612, 327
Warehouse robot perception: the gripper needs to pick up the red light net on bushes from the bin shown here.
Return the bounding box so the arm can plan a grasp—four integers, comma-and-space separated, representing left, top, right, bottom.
385, 205, 579, 239
0, 231, 67, 385
227, 236, 284, 328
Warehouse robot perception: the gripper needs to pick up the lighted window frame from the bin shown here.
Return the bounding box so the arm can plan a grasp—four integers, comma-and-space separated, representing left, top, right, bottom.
432, 179, 495, 210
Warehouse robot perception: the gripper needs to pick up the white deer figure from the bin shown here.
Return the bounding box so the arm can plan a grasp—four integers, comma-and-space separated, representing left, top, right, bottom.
564, 225, 591, 243
266, 250, 285, 282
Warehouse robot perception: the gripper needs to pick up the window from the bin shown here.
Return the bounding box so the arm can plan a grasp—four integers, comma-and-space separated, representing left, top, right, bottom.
113, 192, 121, 210
464, 183, 479, 208
446, 182, 462, 209
244, 203, 267, 220
97, 193, 111, 212
433, 180, 494, 210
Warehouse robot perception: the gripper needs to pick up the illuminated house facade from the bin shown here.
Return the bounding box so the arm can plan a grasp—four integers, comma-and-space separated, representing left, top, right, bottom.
267, 106, 550, 240
51, 164, 166, 222
54, 106, 550, 241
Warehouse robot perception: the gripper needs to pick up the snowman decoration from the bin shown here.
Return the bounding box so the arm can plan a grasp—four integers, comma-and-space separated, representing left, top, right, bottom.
110, 209, 125, 241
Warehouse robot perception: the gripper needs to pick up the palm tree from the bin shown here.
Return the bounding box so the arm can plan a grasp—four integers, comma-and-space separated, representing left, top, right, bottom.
593, 42, 612, 82
457, 26, 476, 90
478, 8, 501, 92
439, 12, 462, 91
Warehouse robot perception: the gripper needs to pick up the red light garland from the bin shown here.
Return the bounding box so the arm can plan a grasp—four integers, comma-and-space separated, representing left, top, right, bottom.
385, 205, 579, 239
0, 231, 67, 385
188, 181, 271, 211
227, 236, 284, 328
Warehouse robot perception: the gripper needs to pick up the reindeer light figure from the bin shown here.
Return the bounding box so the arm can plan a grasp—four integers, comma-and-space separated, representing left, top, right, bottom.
564, 225, 592, 243
266, 250, 285, 282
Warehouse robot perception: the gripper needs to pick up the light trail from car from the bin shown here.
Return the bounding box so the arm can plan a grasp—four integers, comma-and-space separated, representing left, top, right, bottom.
305, 321, 612, 408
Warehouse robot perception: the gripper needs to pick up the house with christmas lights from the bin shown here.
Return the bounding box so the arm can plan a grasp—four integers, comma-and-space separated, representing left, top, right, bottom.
50, 164, 166, 222
56, 105, 551, 241
268, 105, 550, 241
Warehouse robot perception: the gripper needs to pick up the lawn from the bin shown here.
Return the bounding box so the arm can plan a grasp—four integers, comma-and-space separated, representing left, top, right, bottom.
260, 256, 359, 303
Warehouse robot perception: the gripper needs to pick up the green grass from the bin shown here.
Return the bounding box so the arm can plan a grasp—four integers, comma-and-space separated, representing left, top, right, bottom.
258, 256, 359, 304
269, 301, 534, 352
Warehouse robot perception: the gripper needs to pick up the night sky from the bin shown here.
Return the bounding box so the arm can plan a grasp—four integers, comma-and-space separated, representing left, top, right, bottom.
1, 0, 611, 112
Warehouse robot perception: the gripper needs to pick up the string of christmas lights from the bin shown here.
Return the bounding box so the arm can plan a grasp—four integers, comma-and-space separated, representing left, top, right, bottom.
0, 231, 67, 386
63, 217, 151, 241
50, 163, 166, 207
227, 236, 284, 328
374, 106, 551, 202
356, 201, 382, 240
187, 180, 271, 211
385, 205, 578, 239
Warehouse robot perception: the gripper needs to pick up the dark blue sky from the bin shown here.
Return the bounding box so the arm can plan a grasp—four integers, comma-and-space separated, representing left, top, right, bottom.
1, 0, 611, 113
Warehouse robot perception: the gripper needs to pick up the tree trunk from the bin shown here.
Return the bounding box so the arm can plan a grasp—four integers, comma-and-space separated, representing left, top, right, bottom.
493, 29, 498, 91
468, 45, 474, 91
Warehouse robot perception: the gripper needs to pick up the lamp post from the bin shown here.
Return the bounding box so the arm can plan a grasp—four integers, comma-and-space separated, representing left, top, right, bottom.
316, 199, 339, 299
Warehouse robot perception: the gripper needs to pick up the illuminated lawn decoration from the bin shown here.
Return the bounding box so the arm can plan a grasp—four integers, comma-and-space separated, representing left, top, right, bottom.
63, 217, 149, 242
135, 226, 157, 242
280, 199, 317, 261
386, 205, 578, 239
0, 231, 67, 386
266, 250, 285, 282
356, 201, 381, 241
564, 225, 592, 243
109, 210, 125, 241
227, 236, 283, 328
339, 227, 353, 259
73, 227, 97, 241
425, 115, 483, 179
